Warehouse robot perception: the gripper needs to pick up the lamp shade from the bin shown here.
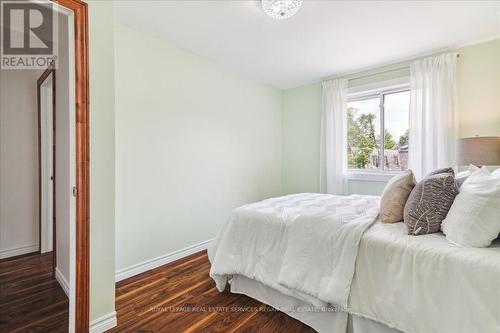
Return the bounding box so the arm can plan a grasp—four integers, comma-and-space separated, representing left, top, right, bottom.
457, 136, 500, 166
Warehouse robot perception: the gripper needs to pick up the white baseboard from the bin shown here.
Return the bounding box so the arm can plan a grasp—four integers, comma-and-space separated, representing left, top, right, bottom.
115, 239, 212, 282
0, 244, 39, 259
55, 267, 70, 297
90, 311, 117, 333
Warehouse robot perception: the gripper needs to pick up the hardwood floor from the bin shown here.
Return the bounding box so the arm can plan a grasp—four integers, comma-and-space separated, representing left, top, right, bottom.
0, 250, 316, 332
112, 251, 316, 332
0, 252, 68, 333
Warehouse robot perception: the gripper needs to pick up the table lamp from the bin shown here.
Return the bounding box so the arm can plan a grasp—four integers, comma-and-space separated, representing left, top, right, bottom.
457, 136, 500, 166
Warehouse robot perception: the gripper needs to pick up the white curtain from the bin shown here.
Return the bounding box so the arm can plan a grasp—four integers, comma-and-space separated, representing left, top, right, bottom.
409, 53, 458, 180
320, 79, 348, 195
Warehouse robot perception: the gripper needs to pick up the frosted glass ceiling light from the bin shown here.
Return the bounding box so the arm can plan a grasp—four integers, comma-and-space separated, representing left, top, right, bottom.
262, 0, 303, 20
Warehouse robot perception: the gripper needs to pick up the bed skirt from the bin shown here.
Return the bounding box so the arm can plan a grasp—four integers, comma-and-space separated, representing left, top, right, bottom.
230, 274, 402, 333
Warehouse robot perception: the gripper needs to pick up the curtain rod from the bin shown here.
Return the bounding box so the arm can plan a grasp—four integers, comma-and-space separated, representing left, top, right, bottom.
348, 65, 409, 82
325, 52, 460, 83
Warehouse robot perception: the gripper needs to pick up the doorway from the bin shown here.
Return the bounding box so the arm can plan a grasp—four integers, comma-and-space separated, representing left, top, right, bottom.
38, 69, 56, 264
0, 0, 89, 331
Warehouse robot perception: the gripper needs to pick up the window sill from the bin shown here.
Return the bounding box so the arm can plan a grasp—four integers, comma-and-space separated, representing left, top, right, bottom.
347, 171, 401, 182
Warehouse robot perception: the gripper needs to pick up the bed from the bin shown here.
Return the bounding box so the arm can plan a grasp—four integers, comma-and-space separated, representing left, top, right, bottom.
208, 193, 500, 333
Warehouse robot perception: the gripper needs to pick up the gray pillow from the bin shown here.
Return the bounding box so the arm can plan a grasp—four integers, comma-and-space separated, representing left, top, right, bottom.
403, 172, 459, 235
426, 167, 454, 177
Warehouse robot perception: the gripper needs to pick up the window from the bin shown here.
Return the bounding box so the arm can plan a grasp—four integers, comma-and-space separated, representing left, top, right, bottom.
347, 89, 410, 172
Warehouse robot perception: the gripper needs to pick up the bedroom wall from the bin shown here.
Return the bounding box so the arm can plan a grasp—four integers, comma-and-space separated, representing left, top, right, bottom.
114, 23, 282, 272
457, 39, 500, 137
282, 83, 322, 195
86, 0, 117, 324
281, 38, 500, 196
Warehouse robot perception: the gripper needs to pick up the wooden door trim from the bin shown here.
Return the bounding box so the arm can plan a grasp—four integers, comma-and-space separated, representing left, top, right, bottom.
51, 0, 89, 331
37, 68, 56, 277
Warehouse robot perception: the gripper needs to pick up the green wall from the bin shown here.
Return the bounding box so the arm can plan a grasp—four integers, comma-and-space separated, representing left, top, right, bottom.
114, 23, 283, 272
282, 83, 322, 194
87, 0, 116, 324
282, 39, 500, 196
456, 39, 500, 137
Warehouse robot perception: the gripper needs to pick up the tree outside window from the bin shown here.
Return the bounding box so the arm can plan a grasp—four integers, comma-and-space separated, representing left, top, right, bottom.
347, 90, 410, 171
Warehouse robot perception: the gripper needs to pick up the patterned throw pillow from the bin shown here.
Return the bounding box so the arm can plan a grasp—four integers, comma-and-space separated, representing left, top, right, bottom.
426, 167, 455, 177
403, 171, 459, 235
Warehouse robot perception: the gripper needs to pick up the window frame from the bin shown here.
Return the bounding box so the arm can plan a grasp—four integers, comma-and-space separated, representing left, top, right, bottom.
346, 84, 410, 180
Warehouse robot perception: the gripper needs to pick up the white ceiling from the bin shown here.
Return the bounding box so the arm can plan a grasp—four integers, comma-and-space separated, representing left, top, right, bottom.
115, 1, 500, 89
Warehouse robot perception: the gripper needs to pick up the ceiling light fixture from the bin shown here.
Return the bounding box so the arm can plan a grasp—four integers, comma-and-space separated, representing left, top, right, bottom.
261, 0, 303, 20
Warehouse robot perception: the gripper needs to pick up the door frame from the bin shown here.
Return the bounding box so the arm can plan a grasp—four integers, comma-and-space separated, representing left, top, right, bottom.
37, 68, 56, 275
51, 0, 89, 332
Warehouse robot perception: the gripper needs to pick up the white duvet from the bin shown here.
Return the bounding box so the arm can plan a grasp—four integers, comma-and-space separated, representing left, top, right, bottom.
349, 221, 500, 333
209, 193, 500, 333
208, 193, 380, 308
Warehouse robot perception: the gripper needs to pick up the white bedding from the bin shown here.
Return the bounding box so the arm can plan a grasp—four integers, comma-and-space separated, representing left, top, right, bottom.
231, 274, 402, 333
231, 274, 349, 333
349, 221, 500, 333
209, 193, 500, 333
208, 193, 380, 308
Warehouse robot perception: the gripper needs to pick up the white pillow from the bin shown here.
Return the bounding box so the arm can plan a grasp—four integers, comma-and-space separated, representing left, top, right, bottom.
441, 167, 500, 247
456, 164, 480, 189
456, 164, 479, 178
492, 168, 500, 178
